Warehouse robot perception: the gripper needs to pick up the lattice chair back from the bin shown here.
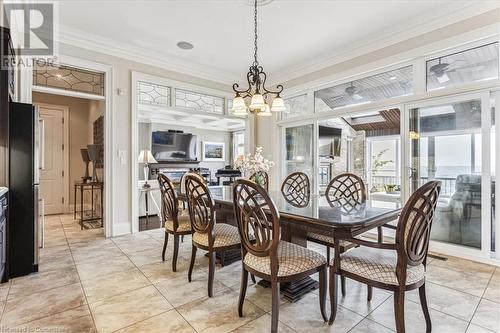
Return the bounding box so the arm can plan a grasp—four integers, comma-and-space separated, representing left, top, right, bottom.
325, 173, 366, 208
396, 181, 441, 266
280, 172, 311, 208
249, 171, 269, 191
157, 173, 178, 228
233, 179, 280, 258
185, 173, 215, 235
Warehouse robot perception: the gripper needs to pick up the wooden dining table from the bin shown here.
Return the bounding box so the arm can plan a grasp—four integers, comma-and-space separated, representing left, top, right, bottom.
178, 185, 402, 301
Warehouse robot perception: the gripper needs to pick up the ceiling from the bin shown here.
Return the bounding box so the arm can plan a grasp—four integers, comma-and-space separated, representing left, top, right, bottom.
57, 1, 496, 85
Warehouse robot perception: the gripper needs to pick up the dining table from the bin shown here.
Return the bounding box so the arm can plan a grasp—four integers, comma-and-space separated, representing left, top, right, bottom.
178, 185, 402, 302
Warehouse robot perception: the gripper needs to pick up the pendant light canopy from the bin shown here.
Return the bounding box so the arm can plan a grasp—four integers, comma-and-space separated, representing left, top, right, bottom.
231, 0, 286, 116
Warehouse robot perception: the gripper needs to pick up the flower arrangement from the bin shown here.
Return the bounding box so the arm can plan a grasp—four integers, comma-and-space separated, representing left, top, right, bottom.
234, 147, 274, 185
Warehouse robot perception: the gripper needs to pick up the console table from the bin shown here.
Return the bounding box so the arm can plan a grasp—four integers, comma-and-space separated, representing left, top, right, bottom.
74, 182, 103, 230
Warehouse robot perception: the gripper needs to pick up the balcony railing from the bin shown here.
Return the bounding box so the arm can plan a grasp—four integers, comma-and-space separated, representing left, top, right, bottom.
370, 175, 457, 197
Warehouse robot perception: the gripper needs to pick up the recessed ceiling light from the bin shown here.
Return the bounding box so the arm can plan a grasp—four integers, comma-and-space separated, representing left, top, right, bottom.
177, 41, 194, 50
389, 76, 397, 80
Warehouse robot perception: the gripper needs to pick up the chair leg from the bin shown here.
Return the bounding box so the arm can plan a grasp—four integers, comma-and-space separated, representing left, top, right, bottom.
181, 235, 184, 243
419, 283, 432, 333
238, 268, 249, 317
328, 267, 338, 325
162, 232, 168, 261
394, 289, 406, 333
326, 245, 330, 263
188, 245, 197, 282
367, 285, 373, 301
318, 266, 328, 322
271, 277, 280, 333
341, 276, 346, 297
250, 274, 256, 284
172, 234, 180, 272
208, 250, 216, 297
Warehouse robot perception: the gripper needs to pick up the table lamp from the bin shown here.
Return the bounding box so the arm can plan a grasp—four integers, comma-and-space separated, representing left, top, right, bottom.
138, 150, 158, 188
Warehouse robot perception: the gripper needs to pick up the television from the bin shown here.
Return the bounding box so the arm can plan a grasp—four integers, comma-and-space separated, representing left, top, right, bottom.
318, 126, 341, 158
152, 131, 197, 162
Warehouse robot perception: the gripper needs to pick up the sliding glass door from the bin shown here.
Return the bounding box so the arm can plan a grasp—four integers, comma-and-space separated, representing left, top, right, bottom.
405, 93, 492, 255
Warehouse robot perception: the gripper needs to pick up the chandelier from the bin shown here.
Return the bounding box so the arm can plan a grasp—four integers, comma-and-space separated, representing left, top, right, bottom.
231, 0, 286, 117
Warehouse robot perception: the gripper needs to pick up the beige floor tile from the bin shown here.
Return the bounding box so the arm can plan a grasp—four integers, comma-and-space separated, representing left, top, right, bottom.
76, 254, 135, 280
232, 283, 286, 313
71, 242, 123, 263
155, 268, 227, 307
429, 255, 496, 276
426, 264, 491, 297
467, 323, 497, 333
126, 247, 168, 267
483, 270, 500, 304
234, 313, 296, 332
39, 244, 71, 261
368, 296, 469, 333
406, 282, 481, 321
177, 288, 264, 333
89, 285, 172, 333
138, 258, 193, 284
279, 293, 363, 332
12, 305, 96, 333
81, 268, 151, 304
1, 283, 86, 326
115, 310, 195, 333
115, 237, 163, 255
336, 279, 391, 316
349, 318, 394, 333
471, 299, 500, 332
8, 266, 80, 300
214, 261, 246, 288
0, 282, 11, 301
39, 254, 75, 272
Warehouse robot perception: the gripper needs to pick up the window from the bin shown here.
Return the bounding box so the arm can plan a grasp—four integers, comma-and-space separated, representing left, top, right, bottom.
137, 81, 170, 106
33, 63, 105, 96
426, 42, 499, 91
282, 94, 308, 119
232, 131, 245, 160
314, 66, 413, 111
175, 88, 225, 114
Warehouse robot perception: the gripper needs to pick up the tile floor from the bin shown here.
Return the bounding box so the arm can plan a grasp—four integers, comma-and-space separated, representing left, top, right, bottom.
0, 214, 498, 333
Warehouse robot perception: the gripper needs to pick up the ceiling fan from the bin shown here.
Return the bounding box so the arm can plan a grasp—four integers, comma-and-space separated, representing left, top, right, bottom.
330, 82, 363, 102
429, 58, 485, 83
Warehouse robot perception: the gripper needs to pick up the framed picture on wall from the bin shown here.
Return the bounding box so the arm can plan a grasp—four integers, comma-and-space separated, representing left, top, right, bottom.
202, 141, 225, 161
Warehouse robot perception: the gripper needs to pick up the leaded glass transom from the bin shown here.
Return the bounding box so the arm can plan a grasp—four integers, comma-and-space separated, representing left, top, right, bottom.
175, 88, 225, 114
33, 63, 104, 96
138, 81, 170, 106
283, 94, 308, 119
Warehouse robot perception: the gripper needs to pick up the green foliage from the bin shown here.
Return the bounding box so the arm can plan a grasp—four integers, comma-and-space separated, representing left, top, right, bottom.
372, 148, 393, 175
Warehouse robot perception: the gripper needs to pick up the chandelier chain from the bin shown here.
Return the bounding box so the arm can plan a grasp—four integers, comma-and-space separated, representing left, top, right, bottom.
253, 0, 258, 66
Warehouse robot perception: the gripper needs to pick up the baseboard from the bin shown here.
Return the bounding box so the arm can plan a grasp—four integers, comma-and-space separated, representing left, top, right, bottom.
112, 221, 132, 237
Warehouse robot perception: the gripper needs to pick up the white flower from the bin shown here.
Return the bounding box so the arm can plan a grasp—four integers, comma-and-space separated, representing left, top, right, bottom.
233, 147, 274, 176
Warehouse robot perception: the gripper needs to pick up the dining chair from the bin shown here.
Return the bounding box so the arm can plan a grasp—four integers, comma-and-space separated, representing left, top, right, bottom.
233, 179, 328, 333
249, 171, 269, 191
307, 172, 364, 296
184, 173, 242, 297
328, 181, 441, 333
158, 173, 191, 271
280, 171, 311, 207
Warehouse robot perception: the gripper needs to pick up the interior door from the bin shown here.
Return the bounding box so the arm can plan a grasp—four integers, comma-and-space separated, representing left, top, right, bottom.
405, 93, 491, 254
38, 105, 65, 215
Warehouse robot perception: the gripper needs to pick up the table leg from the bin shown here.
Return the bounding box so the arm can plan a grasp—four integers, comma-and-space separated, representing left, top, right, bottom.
80, 186, 84, 230
74, 184, 77, 220
145, 191, 149, 227
100, 185, 104, 228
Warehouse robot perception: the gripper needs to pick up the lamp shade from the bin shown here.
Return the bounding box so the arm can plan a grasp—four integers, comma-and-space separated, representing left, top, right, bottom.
249, 94, 266, 110
231, 96, 248, 116
270, 97, 286, 112
138, 150, 158, 164
257, 104, 272, 117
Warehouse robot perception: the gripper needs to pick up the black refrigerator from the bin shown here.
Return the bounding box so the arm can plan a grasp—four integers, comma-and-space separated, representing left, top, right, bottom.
8, 102, 40, 277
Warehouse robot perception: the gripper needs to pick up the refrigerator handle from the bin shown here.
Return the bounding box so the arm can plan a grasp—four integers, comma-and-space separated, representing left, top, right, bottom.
39, 118, 45, 170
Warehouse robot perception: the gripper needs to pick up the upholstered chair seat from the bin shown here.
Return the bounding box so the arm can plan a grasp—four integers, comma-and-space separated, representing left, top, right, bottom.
338, 247, 425, 285
165, 212, 191, 233
244, 241, 326, 277
192, 223, 241, 248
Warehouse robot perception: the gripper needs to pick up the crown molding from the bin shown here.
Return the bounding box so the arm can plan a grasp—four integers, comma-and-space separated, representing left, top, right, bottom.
57, 1, 498, 88
58, 26, 238, 85
269, 2, 500, 85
